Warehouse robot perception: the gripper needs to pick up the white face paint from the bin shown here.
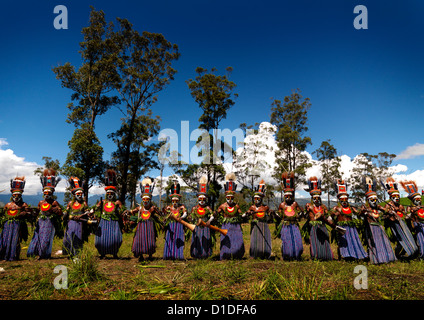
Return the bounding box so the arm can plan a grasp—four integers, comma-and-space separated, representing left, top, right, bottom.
413, 196, 422, 206
12, 193, 22, 203
253, 196, 262, 206
368, 196, 377, 208
75, 191, 83, 201
106, 191, 115, 201
198, 196, 206, 207
312, 196, 321, 207
226, 195, 234, 205
142, 197, 151, 207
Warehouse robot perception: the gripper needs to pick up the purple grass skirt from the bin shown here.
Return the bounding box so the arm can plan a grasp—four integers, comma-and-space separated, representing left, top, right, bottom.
280, 224, 303, 260
63, 220, 84, 256
132, 220, 156, 257
94, 219, 122, 256
163, 222, 185, 260
338, 226, 367, 260
190, 225, 213, 259
365, 223, 396, 264
0, 220, 22, 261
220, 223, 245, 260
27, 217, 55, 259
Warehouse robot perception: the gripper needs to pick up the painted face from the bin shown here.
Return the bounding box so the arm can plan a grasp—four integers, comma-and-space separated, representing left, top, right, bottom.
172, 198, 179, 208
43, 189, 53, 200
339, 196, 349, 208
12, 193, 22, 203
106, 191, 115, 201
253, 196, 262, 206
368, 196, 377, 208
75, 191, 83, 202
198, 196, 206, 207
142, 196, 151, 207
413, 196, 422, 206
391, 194, 400, 205
226, 195, 234, 206
284, 194, 293, 205
312, 195, 321, 207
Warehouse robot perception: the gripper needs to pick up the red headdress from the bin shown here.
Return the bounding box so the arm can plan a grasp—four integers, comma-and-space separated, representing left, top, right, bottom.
400, 180, 420, 201
104, 169, 117, 192
197, 176, 208, 197
140, 177, 154, 199
10, 176, 25, 194
41, 168, 61, 192
68, 176, 83, 194
254, 179, 266, 197
281, 172, 295, 195
335, 179, 348, 199
380, 177, 399, 196
305, 176, 321, 196
224, 173, 237, 195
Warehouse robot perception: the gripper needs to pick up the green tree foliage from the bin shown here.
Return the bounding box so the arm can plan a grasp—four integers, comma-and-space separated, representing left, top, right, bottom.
110, 18, 180, 203
173, 67, 238, 210
52, 7, 120, 128
270, 89, 312, 188
313, 139, 342, 206
61, 123, 104, 201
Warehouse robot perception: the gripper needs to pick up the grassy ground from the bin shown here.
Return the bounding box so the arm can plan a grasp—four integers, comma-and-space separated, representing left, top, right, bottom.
1, 223, 424, 300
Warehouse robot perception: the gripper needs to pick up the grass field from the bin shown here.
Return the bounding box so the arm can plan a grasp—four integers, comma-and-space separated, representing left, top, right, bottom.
1, 223, 424, 301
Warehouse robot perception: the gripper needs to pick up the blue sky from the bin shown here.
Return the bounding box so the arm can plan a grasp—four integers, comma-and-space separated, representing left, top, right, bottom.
1, 0, 424, 194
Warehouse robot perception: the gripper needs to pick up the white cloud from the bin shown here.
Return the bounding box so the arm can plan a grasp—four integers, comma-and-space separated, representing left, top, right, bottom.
0, 147, 41, 195
396, 143, 424, 160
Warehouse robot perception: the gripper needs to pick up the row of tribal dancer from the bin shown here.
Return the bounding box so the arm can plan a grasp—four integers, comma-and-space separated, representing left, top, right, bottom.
1, 169, 424, 264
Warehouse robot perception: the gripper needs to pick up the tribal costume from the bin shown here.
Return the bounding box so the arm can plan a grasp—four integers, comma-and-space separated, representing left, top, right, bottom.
360, 177, 396, 264
62, 177, 91, 257
303, 177, 333, 261
94, 170, 123, 258
276, 172, 303, 260
130, 177, 161, 261
217, 173, 245, 260
331, 179, 367, 261
381, 177, 418, 259
27, 169, 63, 259
246, 180, 272, 259
189, 176, 214, 259
400, 180, 424, 258
0, 177, 30, 261
163, 180, 187, 260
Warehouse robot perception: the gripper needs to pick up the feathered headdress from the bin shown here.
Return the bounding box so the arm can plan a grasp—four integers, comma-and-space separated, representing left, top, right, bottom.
335, 179, 348, 198
281, 172, 295, 195
224, 173, 237, 194
68, 176, 83, 194
140, 177, 154, 198
41, 168, 61, 192
10, 176, 25, 194
254, 179, 266, 197
400, 180, 420, 200
104, 169, 117, 192
305, 176, 321, 196
380, 177, 399, 196
169, 179, 181, 199
363, 176, 377, 199
197, 176, 208, 197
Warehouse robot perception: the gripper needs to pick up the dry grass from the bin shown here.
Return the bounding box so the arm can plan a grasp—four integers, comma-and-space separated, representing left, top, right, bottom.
1, 223, 424, 300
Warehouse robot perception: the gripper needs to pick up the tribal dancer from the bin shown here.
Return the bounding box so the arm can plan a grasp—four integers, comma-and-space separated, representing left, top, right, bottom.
381, 177, 418, 259
276, 172, 304, 260
163, 180, 188, 260
0, 177, 30, 261
27, 169, 63, 259
331, 179, 367, 261
303, 177, 334, 261
94, 170, 123, 259
62, 176, 91, 257
245, 179, 273, 259
188, 176, 214, 259
216, 173, 245, 260
130, 177, 161, 261
359, 177, 396, 264
400, 180, 423, 258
